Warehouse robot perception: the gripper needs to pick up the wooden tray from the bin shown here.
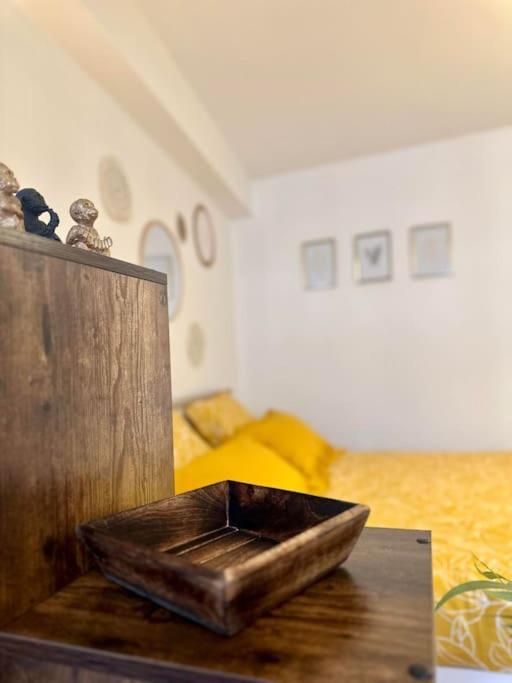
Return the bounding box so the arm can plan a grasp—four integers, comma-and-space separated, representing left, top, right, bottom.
77, 481, 369, 635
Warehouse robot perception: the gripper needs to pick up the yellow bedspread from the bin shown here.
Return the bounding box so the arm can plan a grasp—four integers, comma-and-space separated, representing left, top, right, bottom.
327, 451, 512, 672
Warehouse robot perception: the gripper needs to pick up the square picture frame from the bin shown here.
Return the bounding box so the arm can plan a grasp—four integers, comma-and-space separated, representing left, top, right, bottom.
410, 223, 452, 278
301, 238, 337, 291
353, 230, 392, 284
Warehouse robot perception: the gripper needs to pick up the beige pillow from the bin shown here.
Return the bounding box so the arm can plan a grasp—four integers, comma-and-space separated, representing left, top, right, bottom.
185, 393, 254, 446
172, 410, 210, 469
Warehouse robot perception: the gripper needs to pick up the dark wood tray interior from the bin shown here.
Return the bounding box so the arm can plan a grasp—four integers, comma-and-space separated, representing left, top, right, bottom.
164, 525, 278, 570
80, 481, 358, 563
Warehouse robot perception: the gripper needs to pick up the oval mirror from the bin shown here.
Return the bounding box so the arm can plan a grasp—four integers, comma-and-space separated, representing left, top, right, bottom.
141, 221, 183, 319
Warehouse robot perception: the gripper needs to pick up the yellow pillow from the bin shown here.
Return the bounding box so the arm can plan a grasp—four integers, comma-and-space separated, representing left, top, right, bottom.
172, 410, 210, 469
174, 436, 310, 495
185, 393, 253, 447
236, 411, 335, 494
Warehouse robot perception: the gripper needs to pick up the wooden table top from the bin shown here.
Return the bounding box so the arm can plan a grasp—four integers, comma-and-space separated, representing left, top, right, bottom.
0, 528, 434, 683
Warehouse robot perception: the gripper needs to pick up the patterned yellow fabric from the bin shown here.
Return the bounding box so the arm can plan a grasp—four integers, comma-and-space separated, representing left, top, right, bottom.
236, 410, 335, 494
174, 436, 310, 495
172, 410, 210, 468
327, 451, 512, 673
185, 393, 254, 446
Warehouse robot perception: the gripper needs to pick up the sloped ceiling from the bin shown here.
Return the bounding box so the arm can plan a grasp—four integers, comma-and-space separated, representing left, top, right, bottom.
140, 0, 512, 177
15, 0, 250, 216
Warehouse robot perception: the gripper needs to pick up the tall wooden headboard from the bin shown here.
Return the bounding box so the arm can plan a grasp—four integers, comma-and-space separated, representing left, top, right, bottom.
0, 231, 174, 627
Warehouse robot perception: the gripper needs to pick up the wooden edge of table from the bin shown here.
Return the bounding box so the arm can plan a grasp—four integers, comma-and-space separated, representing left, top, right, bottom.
0, 632, 264, 683
0, 229, 166, 285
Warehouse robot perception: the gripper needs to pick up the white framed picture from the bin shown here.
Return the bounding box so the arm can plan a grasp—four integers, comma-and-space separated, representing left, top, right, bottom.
353, 230, 392, 283
410, 223, 452, 278
301, 238, 336, 290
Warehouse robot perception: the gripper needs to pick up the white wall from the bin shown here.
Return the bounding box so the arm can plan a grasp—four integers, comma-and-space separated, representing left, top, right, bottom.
233, 129, 512, 451
0, 2, 237, 400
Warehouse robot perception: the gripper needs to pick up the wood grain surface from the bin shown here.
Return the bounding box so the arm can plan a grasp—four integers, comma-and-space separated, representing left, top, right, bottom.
0, 233, 173, 628
0, 528, 435, 682
0, 229, 166, 285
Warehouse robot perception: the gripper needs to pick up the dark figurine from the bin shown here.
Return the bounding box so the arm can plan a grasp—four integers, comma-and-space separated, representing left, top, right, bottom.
16, 188, 60, 241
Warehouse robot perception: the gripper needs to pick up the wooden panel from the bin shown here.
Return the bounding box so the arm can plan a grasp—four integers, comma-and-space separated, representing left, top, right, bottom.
0, 235, 173, 628
83, 482, 229, 551
228, 481, 356, 541
0, 529, 435, 682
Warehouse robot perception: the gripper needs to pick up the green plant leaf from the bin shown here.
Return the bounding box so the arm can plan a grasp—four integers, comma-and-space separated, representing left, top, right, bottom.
437, 557, 512, 612
480, 570, 507, 581
484, 590, 512, 602
474, 557, 510, 584
436, 580, 512, 611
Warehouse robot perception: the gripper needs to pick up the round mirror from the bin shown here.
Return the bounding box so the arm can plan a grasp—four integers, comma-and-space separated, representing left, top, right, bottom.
141, 221, 183, 319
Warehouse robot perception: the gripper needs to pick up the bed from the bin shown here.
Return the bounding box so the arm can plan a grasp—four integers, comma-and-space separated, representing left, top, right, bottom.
173, 392, 512, 674
327, 450, 512, 672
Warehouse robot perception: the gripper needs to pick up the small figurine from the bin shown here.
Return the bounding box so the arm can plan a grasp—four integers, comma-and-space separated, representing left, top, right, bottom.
16, 188, 60, 241
0, 163, 24, 232
66, 198, 113, 256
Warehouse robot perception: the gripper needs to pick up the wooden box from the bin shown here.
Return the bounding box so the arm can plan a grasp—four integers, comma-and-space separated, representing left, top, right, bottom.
77, 481, 370, 635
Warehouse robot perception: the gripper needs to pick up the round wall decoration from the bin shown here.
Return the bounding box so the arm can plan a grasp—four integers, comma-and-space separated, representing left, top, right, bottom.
176, 213, 187, 242
186, 322, 206, 367
192, 204, 216, 267
99, 156, 131, 222
140, 221, 183, 320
